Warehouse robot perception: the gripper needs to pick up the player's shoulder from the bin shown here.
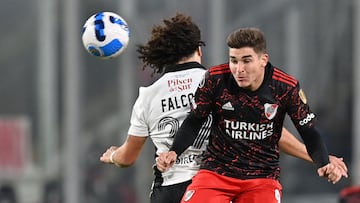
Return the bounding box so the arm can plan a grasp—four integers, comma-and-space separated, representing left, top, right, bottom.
208, 63, 231, 76
271, 66, 298, 87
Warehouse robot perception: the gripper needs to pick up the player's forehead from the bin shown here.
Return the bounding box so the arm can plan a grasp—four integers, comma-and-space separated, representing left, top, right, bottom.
229, 47, 257, 59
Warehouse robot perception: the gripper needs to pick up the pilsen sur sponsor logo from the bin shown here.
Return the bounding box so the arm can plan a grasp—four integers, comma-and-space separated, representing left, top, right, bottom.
168, 78, 193, 92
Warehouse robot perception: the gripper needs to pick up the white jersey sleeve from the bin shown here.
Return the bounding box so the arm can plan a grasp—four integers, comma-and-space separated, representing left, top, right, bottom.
128, 88, 150, 137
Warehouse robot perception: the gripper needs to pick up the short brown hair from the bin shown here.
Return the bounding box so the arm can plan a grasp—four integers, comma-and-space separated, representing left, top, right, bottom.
226, 27, 267, 54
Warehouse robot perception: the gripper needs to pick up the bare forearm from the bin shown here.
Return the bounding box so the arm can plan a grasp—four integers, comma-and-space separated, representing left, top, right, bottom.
279, 128, 312, 163
110, 146, 136, 167
100, 135, 146, 167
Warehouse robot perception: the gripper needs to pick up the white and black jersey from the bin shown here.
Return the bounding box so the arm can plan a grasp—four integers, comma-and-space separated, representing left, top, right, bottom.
128, 62, 211, 186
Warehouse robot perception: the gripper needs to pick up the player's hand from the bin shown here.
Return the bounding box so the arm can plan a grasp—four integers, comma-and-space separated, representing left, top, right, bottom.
156, 151, 177, 172
100, 146, 118, 164
328, 155, 348, 178
317, 162, 343, 184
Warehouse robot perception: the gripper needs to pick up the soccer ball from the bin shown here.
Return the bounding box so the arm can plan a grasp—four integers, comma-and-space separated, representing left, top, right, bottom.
82, 11, 130, 59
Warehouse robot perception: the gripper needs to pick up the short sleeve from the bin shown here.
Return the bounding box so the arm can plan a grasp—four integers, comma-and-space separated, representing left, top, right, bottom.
127, 89, 149, 137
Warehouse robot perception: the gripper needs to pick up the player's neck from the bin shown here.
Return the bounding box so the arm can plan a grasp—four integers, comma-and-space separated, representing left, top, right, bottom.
177, 49, 202, 65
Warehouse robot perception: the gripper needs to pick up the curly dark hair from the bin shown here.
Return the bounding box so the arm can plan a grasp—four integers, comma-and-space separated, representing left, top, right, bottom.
137, 13, 205, 75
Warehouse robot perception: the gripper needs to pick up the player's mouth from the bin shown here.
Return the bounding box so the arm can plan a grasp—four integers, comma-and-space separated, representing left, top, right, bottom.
236, 76, 247, 82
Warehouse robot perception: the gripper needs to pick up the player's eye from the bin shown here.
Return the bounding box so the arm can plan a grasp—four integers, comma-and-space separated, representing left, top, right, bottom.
230, 58, 238, 64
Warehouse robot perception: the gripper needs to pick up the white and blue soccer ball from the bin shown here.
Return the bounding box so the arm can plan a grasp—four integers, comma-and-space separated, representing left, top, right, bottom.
82, 11, 130, 59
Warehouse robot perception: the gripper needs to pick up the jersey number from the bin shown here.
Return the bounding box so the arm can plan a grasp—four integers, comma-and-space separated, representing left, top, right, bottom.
158, 115, 212, 149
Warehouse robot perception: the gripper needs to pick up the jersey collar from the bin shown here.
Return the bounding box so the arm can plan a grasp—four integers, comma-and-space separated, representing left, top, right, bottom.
164, 62, 206, 74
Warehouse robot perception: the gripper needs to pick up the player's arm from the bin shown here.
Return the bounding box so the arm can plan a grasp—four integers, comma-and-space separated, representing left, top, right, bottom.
286, 85, 329, 167
170, 112, 206, 155
157, 112, 206, 171
288, 126, 348, 184
279, 127, 312, 162
298, 126, 330, 168
297, 126, 346, 183
100, 134, 147, 167
279, 128, 348, 171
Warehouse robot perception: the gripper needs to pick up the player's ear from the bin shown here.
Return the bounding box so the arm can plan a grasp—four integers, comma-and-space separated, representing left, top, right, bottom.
195, 47, 203, 64
260, 53, 269, 67
197, 46, 202, 57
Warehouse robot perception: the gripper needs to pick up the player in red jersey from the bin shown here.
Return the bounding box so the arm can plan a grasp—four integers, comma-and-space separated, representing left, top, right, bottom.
158, 27, 347, 203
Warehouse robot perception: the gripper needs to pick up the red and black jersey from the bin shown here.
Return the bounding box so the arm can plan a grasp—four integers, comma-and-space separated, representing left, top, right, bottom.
191, 62, 319, 180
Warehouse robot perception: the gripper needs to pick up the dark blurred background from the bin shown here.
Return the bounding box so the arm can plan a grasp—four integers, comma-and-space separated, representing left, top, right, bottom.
0, 0, 359, 202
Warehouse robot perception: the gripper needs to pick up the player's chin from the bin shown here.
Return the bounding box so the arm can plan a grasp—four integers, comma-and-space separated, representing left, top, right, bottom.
237, 82, 251, 89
